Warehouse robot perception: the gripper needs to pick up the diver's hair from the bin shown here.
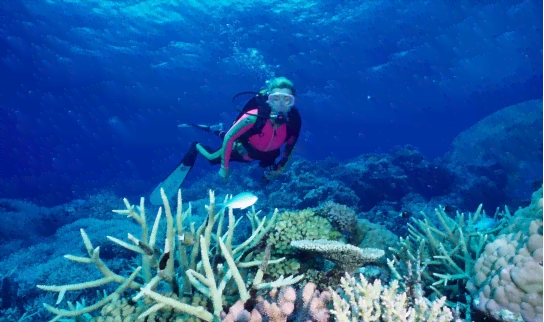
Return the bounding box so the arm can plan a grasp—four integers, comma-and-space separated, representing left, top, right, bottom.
265, 77, 296, 96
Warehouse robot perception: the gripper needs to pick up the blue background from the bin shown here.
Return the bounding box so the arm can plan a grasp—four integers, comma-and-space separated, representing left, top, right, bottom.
1, 0, 542, 206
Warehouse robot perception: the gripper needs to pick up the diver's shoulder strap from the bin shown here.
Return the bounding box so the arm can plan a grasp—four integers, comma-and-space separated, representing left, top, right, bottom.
232, 93, 269, 138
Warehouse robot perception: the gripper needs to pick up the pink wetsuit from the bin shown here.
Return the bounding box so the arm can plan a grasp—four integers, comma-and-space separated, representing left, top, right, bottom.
222, 109, 293, 169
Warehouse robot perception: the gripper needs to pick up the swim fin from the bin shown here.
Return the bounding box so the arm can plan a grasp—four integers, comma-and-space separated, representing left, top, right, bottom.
150, 161, 192, 206
150, 143, 199, 206
178, 123, 224, 133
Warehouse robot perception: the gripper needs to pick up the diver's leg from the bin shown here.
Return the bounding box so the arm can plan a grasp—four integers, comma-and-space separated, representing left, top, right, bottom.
181, 142, 200, 167
150, 141, 200, 205
196, 144, 223, 164
196, 142, 252, 166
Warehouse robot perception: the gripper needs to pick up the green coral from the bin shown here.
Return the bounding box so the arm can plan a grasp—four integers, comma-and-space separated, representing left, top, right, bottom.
392, 204, 510, 307
252, 256, 301, 279
251, 208, 342, 282
268, 208, 341, 255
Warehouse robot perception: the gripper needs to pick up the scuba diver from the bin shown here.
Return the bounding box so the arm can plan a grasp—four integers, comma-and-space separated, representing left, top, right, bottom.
150, 77, 301, 205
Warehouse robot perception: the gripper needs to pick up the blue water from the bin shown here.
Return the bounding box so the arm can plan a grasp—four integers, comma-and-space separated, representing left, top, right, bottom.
0, 1, 542, 321
2, 0, 541, 206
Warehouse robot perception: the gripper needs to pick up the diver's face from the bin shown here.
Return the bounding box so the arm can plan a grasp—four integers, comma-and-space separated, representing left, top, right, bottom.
267, 88, 295, 114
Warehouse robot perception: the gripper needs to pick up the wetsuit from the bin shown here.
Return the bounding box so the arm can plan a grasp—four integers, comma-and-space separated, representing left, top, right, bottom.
181, 95, 301, 175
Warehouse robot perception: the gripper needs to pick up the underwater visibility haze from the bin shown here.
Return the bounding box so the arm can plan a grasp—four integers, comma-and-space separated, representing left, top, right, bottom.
0, 0, 543, 321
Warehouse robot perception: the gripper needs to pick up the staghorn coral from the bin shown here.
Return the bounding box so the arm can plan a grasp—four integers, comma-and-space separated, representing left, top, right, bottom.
250, 255, 301, 280
37, 190, 304, 322
330, 250, 458, 322
87, 291, 211, 322
221, 282, 331, 322
290, 239, 384, 273
392, 203, 508, 304
330, 272, 456, 322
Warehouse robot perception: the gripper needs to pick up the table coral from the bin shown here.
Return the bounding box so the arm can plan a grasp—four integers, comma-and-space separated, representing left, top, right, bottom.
290, 239, 384, 273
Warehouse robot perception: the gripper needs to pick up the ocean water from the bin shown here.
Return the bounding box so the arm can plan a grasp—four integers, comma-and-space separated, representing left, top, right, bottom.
0, 1, 542, 321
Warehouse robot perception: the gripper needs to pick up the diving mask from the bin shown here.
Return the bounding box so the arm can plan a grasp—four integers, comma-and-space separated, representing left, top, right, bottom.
267, 93, 295, 112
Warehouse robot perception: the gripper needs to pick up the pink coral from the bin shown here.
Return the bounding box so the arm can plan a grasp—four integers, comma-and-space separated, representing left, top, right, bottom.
221, 283, 332, 322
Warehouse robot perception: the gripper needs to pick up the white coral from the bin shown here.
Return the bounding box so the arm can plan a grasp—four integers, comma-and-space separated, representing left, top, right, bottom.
330, 273, 455, 322
290, 239, 384, 272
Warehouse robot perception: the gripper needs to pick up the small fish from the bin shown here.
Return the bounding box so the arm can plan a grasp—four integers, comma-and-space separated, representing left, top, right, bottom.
177, 231, 196, 246
400, 211, 412, 219
218, 192, 258, 212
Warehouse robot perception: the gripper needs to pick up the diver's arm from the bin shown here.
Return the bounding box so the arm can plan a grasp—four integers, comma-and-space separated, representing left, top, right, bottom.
221, 114, 257, 169
275, 134, 299, 173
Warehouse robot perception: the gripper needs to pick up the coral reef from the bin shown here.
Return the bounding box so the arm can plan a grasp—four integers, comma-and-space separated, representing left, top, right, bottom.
331, 145, 454, 211
330, 254, 458, 322
267, 209, 341, 255
445, 99, 543, 206
392, 203, 508, 304
330, 273, 455, 321
353, 218, 399, 259
313, 201, 358, 235
177, 138, 540, 229
252, 208, 343, 285
268, 171, 360, 210
37, 190, 304, 321
221, 282, 331, 322
290, 239, 384, 273
466, 188, 543, 322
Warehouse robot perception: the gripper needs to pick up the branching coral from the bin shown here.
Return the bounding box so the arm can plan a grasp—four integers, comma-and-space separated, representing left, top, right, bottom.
241, 208, 346, 293
37, 189, 305, 321
330, 272, 455, 322
392, 204, 507, 303
330, 250, 457, 322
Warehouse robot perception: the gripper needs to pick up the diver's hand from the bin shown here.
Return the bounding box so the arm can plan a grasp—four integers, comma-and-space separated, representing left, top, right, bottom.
218, 166, 230, 181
